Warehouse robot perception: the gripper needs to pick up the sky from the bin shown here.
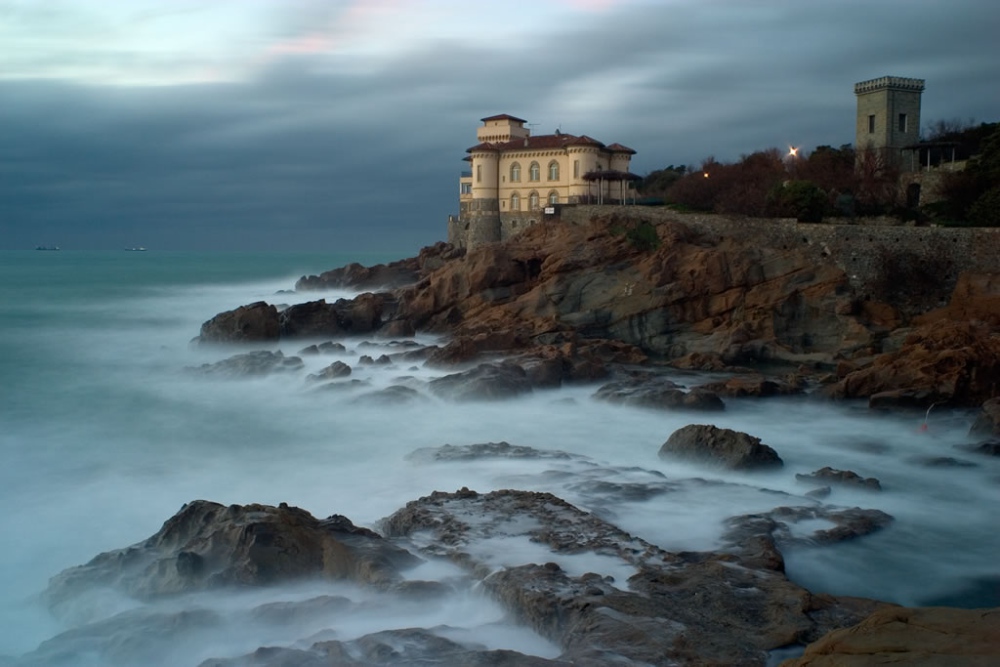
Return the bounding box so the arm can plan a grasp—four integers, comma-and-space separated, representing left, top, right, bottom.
1, 0, 998, 253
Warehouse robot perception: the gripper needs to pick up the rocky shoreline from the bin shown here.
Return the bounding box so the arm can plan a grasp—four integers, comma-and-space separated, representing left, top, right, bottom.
21, 213, 1000, 666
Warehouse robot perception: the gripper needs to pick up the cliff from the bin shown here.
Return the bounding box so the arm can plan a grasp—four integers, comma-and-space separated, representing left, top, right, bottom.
284, 211, 1000, 408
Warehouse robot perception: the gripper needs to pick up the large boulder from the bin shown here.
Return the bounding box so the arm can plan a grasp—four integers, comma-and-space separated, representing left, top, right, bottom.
779, 606, 1000, 667
659, 424, 783, 470
198, 301, 279, 343
44, 501, 420, 615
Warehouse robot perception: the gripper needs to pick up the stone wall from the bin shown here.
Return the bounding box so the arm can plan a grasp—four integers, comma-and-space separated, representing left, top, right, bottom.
560, 205, 1000, 303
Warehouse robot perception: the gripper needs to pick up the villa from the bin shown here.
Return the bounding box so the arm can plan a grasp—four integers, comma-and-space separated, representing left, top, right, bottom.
449, 114, 637, 249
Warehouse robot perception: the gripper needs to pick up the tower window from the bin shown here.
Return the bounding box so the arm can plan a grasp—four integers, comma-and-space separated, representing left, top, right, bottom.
868, 115, 875, 134
573, 160, 579, 178
898, 113, 907, 132
476, 165, 482, 182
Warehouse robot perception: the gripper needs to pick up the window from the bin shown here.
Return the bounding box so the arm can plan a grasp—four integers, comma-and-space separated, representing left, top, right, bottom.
476, 165, 482, 182
898, 113, 907, 132
460, 183, 471, 195
548, 161, 559, 181
529, 191, 540, 210
868, 114, 876, 134
573, 160, 579, 179
548, 191, 559, 205
510, 193, 520, 211
510, 163, 521, 182
529, 162, 540, 181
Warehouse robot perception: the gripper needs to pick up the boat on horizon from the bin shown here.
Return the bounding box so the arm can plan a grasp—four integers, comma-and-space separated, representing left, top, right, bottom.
35, 246, 60, 251
124, 247, 147, 252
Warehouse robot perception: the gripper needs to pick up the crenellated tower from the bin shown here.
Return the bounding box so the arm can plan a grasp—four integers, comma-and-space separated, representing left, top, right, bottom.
854, 76, 924, 169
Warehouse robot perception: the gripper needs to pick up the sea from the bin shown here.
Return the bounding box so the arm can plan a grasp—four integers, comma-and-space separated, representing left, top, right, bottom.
1, 249, 997, 666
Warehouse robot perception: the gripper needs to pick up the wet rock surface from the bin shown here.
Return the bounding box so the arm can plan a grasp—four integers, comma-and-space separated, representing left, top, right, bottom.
795, 467, 882, 491
380, 488, 885, 667
44, 501, 421, 616
198, 302, 280, 343
659, 423, 784, 470
594, 375, 726, 412
188, 351, 304, 377
198, 628, 567, 667
427, 362, 533, 402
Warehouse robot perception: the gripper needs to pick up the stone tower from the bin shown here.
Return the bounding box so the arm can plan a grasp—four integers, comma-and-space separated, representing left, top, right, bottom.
854, 76, 924, 169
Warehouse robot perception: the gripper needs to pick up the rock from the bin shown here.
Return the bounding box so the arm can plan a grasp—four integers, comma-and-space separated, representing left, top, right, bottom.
295, 242, 462, 292
21, 608, 224, 667
306, 360, 352, 382
200, 628, 564, 667
779, 606, 1000, 667
188, 350, 303, 377
795, 467, 882, 491
963, 440, 1000, 457
659, 424, 783, 470
909, 456, 978, 468
278, 299, 342, 338
406, 442, 574, 463
44, 501, 420, 615
350, 385, 429, 406
380, 489, 883, 666
198, 301, 279, 343
970, 397, 1000, 438
594, 376, 725, 412
297, 341, 347, 355
695, 375, 804, 398
427, 362, 532, 402
831, 321, 1000, 407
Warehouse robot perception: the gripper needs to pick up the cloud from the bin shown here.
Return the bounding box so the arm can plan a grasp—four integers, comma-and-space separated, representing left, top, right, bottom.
1, 0, 998, 251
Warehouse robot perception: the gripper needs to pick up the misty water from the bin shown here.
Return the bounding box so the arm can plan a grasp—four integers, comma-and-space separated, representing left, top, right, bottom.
1, 250, 997, 666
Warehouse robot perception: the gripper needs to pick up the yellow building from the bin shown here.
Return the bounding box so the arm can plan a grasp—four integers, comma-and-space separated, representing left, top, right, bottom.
450, 114, 636, 249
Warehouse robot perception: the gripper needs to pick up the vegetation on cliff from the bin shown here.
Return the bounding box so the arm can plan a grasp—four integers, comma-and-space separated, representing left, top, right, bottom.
638, 121, 1000, 226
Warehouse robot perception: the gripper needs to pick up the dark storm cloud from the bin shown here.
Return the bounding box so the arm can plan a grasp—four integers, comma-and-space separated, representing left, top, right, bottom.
1, 0, 998, 251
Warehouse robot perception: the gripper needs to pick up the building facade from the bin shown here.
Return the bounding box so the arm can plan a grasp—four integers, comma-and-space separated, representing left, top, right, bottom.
854, 76, 924, 170
449, 114, 636, 249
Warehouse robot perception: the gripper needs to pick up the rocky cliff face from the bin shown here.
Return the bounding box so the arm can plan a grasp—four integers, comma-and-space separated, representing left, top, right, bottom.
281, 213, 1000, 409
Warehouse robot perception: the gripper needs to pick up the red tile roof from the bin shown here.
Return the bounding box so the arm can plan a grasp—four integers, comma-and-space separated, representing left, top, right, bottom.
466, 133, 621, 153
606, 142, 637, 154
481, 113, 528, 123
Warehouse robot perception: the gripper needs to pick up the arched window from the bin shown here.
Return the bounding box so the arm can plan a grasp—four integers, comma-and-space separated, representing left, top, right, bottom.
510, 163, 521, 182
529, 191, 540, 210
510, 192, 521, 211
548, 161, 559, 181
529, 162, 540, 181
548, 191, 559, 205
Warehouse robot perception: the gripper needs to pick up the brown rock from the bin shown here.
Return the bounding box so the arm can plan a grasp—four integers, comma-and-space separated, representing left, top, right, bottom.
831, 321, 1000, 407
796, 467, 882, 491
198, 301, 279, 343
659, 424, 783, 470
44, 500, 420, 615
780, 606, 1000, 667
695, 375, 804, 398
